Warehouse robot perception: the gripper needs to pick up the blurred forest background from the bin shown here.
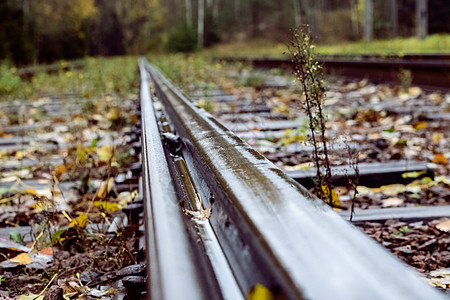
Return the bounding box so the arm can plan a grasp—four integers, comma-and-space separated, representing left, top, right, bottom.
1, 0, 449, 66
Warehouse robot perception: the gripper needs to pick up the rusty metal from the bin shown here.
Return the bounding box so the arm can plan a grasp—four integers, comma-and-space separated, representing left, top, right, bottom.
139, 58, 446, 300
218, 55, 450, 90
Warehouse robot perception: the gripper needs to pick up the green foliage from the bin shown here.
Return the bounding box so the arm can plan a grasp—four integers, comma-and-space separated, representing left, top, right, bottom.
166, 26, 198, 53
317, 34, 450, 55
0, 66, 22, 96
202, 34, 450, 59
240, 71, 266, 87
1, 56, 138, 100
9, 230, 24, 245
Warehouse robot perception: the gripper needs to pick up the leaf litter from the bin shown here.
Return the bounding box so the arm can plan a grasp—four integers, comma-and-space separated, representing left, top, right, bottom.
0, 94, 142, 299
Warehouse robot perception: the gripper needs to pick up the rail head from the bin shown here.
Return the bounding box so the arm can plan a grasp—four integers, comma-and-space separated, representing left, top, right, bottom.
140, 58, 446, 300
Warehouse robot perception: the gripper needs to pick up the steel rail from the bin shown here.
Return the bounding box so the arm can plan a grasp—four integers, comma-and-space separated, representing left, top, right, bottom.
139, 58, 446, 300
217, 56, 450, 90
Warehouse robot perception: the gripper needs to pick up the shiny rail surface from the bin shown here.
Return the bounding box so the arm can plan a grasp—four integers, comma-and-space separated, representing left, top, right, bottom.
139, 58, 446, 300
218, 55, 450, 90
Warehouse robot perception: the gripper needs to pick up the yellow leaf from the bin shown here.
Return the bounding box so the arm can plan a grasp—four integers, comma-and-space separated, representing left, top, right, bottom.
432, 154, 448, 164
19, 294, 44, 300
69, 213, 88, 228
432, 133, 444, 144
379, 184, 405, 196
23, 188, 37, 195
248, 284, 272, 300
414, 121, 427, 130
401, 170, 426, 179
76, 145, 88, 164
93, 201, 120, 212
97, 145, 114, 162
10, 252, 33, 265
15, 151, 25, 159
436, 220, 450, 232
107, 107, 121, 120
321, 186, 340, 206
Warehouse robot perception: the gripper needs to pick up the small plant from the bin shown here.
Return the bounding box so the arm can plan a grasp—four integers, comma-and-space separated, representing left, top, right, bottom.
398, 68, 412, 93
345, 140, 360, 221
241, 71, 265, 87
0, 66, 22, 97
288, 25, 334, 205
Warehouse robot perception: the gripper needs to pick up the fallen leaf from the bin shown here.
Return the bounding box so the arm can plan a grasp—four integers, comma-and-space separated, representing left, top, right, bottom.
0, 130, 13, 138
248, 283, 272, 300
429, 93, 442, 102
355, 186, 374, 196
408, 87, 422, 96
54, 164, 68, 179
97, 177, 114, 198
107, 107, 121, 120
436, 220, 450, 232
322, 186, 340, 206
130, 114, 139, 125
69, 213, 88, 228
382, 197, 404, 208
97, 145, 114, 162
432, 133, 444, 144
93, 201, 120, 212
23, 188, 37, 195
414, 121, 427, 130
401, 170, 426, 179
19, 293, 44, 300
378, 184, 406, 196
432, 154, 448, 164
117, 190, 138, 208
10, 252, 33, 265
76, 144, 88, 164
435, 176, 450, 186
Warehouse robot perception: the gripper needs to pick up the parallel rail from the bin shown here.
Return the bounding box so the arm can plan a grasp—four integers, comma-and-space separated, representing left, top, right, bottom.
139, 58, 445, 300
218, 55, 450, 90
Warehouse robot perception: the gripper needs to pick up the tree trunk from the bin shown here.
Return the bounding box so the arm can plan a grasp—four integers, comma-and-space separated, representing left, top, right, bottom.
293, 0, 301, 27
350, 0, 359, 37
416, 0, 428, 40
390, 0, 398, 37
185, 0, 192, 27
197, 0, 204, 48
364, 0, 373, 41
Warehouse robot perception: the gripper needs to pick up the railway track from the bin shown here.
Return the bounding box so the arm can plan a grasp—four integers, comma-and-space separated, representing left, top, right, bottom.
218, 54, 450, 90
139, 58, 447, 299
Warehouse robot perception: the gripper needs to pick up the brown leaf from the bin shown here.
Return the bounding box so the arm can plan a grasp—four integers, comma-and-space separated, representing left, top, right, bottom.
436, 220, 450, 232
432, 154, 448, 164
